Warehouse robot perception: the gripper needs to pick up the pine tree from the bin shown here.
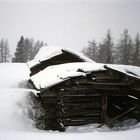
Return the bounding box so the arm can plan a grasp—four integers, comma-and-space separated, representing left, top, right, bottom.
82, 39, 97, 61
98, 43, 106, 63
133, 33, 140, 66
98, 30, 113, 63
3, 39, 10, 62
13, 36, 25, 62
24, 38, 34, 62
32, 40, 44, 58
116, 29, 133, 65
0, 39, 4, 62
13, 36, 46, 62
0, 38, 10, 63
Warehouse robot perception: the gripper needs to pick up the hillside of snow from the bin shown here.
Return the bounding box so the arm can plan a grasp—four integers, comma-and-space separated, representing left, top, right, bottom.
0, 63, 140, 140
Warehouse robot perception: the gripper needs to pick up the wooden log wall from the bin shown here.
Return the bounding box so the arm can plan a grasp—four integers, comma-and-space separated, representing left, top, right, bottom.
34, 69, 140, 131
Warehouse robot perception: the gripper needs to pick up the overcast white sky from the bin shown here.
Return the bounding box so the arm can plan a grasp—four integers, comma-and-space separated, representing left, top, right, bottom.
0, 0, 140, 54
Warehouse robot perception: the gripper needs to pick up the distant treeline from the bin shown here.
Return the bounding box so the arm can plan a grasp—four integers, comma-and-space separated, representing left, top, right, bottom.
0, 29, 140, 66
82, 29, 140, 66
0, 36, 47, 63
12, 36, 47, 63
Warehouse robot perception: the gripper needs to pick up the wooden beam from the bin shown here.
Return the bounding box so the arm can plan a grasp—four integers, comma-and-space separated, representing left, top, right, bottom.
101, 95, 108, 122
97, 106, 136, 128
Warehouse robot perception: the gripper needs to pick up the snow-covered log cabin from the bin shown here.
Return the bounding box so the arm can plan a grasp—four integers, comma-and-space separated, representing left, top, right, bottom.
28, 59, 140, 131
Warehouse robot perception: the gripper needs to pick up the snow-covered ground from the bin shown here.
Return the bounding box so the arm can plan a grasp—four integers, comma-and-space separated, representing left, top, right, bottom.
0, 63, 140, 140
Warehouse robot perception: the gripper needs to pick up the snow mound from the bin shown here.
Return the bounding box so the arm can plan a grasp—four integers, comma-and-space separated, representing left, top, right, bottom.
0, 88, 34, 131
0, 63, 35, 132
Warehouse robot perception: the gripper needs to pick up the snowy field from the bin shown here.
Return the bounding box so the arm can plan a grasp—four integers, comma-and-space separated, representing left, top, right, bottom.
0, 63, 140, 140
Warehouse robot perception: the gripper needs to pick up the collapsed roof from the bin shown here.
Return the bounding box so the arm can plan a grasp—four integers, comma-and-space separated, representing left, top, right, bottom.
27, 46, 95, 69
30, 62, 140, 90
105, 64, 140, 80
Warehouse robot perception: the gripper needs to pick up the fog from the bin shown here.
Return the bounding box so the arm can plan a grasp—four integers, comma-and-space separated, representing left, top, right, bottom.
0, 0, 140, 54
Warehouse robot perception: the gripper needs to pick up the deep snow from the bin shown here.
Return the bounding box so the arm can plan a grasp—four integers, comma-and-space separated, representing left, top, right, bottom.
0, 63, 140, 140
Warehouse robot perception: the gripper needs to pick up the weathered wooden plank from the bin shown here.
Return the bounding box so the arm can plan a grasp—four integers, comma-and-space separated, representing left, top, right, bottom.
62, 117, 100, 126
98, 106, 136, 128
63, 96, 101, 103
58, 112, 100, 118
62, 116, 100, 121
62, 84, 131, 92
101, 95, 108, 122
65, 89, 135, 96
63, 102, 101, 110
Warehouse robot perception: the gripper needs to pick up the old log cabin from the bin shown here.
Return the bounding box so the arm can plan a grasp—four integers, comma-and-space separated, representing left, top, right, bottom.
29, 60, 140, 131
28, 47, 140, 131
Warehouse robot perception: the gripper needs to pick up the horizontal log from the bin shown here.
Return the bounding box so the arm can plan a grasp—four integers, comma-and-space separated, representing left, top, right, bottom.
39, 89, 140, 98
62, 117, 100, 126
43, 104, 101, 113
58, 110, 100, 118
63, 85, 130, 92
77, 82, 129, 86
63, 96, 101, 104
65, 89, 139, 96
63, 102, 101, 110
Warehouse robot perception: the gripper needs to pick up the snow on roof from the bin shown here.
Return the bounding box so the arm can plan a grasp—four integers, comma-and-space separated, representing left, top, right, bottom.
30, 62, 140, 90
105, 64, 140, 79
30, 62, 105, 90
27, 46, 95, 68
